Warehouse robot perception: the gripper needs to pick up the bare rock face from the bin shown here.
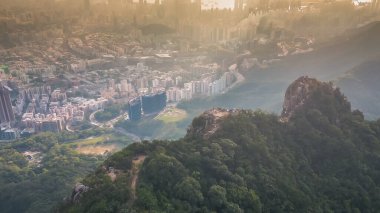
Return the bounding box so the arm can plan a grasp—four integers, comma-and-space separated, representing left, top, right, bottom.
188, 77, 350, 138
186, 108, 240, 139
70, 183, 89, 203
281, 76, 328, 122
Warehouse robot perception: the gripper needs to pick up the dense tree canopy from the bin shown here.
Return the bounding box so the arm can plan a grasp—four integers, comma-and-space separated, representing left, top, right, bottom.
0, 129, 109, 213
60, 83, 380, 212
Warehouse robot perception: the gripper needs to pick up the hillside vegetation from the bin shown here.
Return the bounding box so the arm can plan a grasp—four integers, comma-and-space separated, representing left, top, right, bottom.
59, 77, 380, 213
0, 131, 106, 213
0, 128, 134, 213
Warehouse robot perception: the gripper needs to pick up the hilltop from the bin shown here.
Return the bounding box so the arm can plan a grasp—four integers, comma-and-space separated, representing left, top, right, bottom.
59, 77, 380, 212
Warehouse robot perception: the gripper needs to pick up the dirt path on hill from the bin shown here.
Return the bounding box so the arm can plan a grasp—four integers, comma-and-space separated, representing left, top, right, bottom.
129, 155, 147, 204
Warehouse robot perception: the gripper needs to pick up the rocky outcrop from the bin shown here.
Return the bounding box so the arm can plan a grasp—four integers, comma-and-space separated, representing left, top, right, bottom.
70, 183, 89, 203
186, 108, 240, 139
280, 76, 350, 122
281, 76, 331, 122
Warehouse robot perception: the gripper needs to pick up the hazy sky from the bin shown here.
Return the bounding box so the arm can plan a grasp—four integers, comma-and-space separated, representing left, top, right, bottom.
201, 0, 234, 9
133, 0, 235, 9
131, 0, 371, 9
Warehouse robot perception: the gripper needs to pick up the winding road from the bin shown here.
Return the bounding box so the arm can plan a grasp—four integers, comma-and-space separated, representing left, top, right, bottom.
89, 110, 142, 142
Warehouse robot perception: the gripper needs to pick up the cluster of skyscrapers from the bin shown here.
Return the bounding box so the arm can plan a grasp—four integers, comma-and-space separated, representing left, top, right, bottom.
128, 91, 167, 121
166, 71, 236, 103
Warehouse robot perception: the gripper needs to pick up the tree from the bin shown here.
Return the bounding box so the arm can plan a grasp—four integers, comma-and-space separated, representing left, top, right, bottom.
175, 177, 204, 205
208, 185, 227, 209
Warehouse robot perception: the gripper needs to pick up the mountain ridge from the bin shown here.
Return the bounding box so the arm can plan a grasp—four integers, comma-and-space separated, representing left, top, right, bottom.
58, 77, 380, 213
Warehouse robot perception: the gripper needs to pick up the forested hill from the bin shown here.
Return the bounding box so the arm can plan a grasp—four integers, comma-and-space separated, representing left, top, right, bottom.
59, 77, 380, 213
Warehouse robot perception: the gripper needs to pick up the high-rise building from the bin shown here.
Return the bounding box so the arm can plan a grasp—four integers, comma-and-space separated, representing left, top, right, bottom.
41, 119, 65, 133
128, 98, 142, 121
0, 127, 19, 140
0, 84, 15, 124
141, 92, 167, 115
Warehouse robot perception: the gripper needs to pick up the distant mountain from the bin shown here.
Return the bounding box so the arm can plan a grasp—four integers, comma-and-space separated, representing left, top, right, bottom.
59, 77, 380, 213
337, 59, 380, 119
178, 21, 380, 121
270, 21, 380, 80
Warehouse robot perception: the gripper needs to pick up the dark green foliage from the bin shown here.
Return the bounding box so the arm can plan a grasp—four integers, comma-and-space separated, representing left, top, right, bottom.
141, 153, 187, 191
175, 177, 204, 205
61, 86, 380, 212
67, 172, 131, 213
0, 133, 104, 213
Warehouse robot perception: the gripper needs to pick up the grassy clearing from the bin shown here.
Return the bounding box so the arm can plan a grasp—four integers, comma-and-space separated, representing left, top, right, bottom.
63, 135, 131, 155
75, 144, 118, 155
65, 135, 111, 155
64, 135, 111, 147
155, 107, 188, 123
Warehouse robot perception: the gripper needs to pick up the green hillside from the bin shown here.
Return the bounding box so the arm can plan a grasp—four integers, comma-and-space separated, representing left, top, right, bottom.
59, 77, 380, 213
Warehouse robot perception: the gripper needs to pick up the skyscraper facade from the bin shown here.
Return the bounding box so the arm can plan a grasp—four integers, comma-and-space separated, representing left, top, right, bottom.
0, 84, 15, 124
128, 98, 142, 121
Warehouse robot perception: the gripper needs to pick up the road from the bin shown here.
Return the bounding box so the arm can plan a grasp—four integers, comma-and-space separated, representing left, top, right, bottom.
115, 128, 141, 143
89, 109, 103, 127
105, 113, 129, 128
89, 109, 141, 142
66, 124, 75, 132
